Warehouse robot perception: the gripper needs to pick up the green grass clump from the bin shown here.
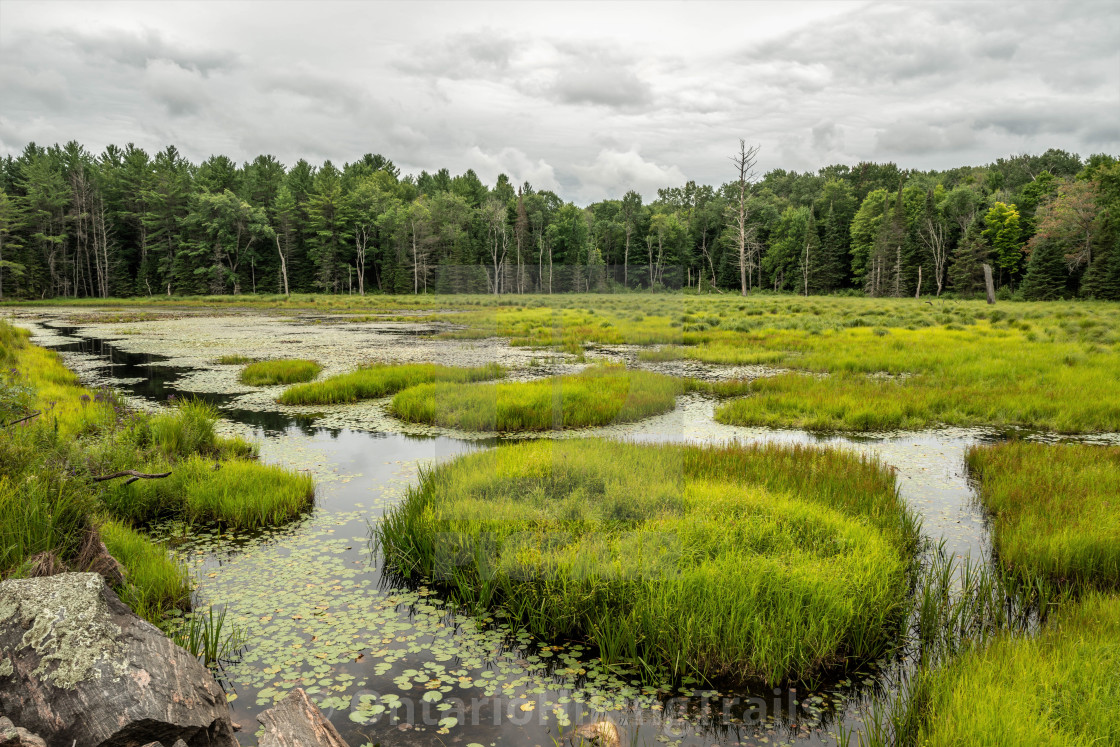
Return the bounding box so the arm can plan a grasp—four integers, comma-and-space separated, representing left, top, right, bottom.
145, 398, 254, 459
379, 439, 918, 685
99, 518, 191, 619
278, 362, 505, 405
215, 353, 255, 365
917, 592, 1120, 746
967, 442, 1120, 588
390, 364, 686, 431
239, 359, 321, 386
102, 455, 315, 529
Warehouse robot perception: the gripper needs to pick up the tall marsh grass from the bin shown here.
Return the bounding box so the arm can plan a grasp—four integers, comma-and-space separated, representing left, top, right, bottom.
389, 364, 687, 431
102, 455, 315, 529
967, 442, 1120, 588
239, 358, 321, 386
378, 439, 919, 685
916, 592, 1120, 745
12, 294, 1120, 431
100, 518, 191, 619
278, 361, 505, 405
166, 605, 246, 668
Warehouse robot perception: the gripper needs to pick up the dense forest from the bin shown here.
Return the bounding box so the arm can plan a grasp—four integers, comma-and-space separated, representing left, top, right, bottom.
0, 142, 1117, 301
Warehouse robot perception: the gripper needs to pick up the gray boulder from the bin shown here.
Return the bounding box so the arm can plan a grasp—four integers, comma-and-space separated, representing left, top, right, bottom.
0, 573, 238, 747
0, 717, 47, 747
257, 689, 349, 747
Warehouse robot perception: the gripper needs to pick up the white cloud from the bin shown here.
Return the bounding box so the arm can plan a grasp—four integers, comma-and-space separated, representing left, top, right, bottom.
465, 146, 562, 193
569, 150, 688, 203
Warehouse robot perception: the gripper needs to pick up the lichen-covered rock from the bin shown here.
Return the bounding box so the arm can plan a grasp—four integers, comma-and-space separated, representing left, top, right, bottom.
0, 717, 47, 747
0, 573, 238, 747
257, 689, 349, 747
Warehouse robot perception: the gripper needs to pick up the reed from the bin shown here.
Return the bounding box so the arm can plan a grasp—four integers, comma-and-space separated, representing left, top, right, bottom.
99, 518, 191, 619
917, 592, 1120, 745
102, 455, 315, 529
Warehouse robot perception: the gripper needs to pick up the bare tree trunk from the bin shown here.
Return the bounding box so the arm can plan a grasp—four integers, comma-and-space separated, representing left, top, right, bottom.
802, 232, 811, 297
892, 246, 902, 297
412, 226, 419, 295
731, 139, 759, 296
915, 266, 922, 299
623, 228, 631, 288
982, 264, 996, 304
275, 234, 290, 296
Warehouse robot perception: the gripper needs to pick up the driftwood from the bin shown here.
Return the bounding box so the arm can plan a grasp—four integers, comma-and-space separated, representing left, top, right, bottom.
92, 469, 172, 486
1, 411, 40, 428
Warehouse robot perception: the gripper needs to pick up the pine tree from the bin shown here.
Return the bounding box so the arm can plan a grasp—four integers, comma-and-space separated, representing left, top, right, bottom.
1020, 236, 1068, 300
817, 201, 846, 292
1080, 240, 1120, 300
948, 220, 990, 297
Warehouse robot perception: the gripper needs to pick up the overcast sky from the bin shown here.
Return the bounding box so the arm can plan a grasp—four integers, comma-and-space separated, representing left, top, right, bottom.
1, 0, 1117, 203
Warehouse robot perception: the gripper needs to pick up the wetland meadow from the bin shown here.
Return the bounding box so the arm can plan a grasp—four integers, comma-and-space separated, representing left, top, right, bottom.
2, 293, 1119, 746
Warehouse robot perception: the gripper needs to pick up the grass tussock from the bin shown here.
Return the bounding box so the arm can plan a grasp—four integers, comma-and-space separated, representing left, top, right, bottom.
378, 439, 918, 685
916, 592, 1120, 746
278, 361, 505, 406
967, 442, 1120, 589
389, 364, 686, 432
101, 455, 315, 529
239, 358, 321, 386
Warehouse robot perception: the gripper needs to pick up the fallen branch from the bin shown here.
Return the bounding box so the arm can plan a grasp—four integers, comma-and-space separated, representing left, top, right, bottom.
92, 470, 172, 486
1, 411, 41, 428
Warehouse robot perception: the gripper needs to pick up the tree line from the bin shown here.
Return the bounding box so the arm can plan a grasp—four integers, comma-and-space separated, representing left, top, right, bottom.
0, 141, 1117, 301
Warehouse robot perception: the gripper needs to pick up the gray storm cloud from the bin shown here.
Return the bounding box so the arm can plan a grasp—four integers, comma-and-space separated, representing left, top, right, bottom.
0, 0, 1116, 203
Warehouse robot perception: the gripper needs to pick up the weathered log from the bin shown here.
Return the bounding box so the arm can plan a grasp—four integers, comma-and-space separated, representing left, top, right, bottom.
257, 688, 350, 747
0, 573, 238, 747
91, 469, 172, 486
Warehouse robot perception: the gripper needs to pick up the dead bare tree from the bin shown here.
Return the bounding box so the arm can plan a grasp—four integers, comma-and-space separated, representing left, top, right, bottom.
730, 140, 760, 296
483, 198, 510, 295
921, 192, 950, 296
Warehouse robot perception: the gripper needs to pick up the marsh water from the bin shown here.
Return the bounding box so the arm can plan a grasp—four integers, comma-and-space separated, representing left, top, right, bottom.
13, 309, 1101, 747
